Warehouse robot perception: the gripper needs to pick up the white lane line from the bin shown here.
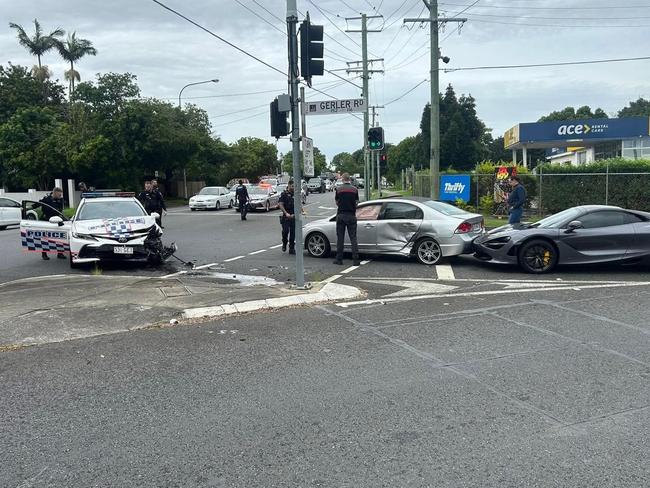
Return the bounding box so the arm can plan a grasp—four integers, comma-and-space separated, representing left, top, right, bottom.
436, 264, 455, 280
270, 244, 283, 249
194, 262, 219, 270
249, 249, 267, 255
162, 271, 187, 279
360, 260, 371, 265
322, 274, 342, 284
224, 255, 245, 262
341, 265, 359, 275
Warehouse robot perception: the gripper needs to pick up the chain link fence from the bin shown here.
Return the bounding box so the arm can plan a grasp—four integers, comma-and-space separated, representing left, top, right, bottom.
411, 171, 650, 215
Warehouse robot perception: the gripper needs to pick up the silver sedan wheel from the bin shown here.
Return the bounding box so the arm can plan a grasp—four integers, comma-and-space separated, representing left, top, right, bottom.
416, 238, 442, 265
307, 233, 329, 258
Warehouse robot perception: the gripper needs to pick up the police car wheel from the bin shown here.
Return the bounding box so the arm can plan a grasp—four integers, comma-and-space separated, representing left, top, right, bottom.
190, 208, 196, 211
69, 258, 81, 269
265, 201, 270, 212
229, 200, 233, 208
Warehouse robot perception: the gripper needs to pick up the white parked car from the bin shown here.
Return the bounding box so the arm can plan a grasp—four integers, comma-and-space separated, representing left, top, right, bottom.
0, 197, 38, 229
20, 192, 176, 268
189, 186, 233, 211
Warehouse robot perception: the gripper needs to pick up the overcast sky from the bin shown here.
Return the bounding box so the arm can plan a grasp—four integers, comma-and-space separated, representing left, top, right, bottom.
2, 0, 649, 162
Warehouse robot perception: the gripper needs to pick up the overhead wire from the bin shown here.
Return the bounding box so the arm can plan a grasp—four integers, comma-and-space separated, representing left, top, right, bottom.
150, 0, 285, 77
233, 0, 286, 35
438, 2, 650, 11
385, 78, 428, 105
443, 55, 650, 72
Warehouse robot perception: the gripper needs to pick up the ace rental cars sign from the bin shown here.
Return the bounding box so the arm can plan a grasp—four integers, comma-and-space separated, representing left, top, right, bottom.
303, 98, 367, 115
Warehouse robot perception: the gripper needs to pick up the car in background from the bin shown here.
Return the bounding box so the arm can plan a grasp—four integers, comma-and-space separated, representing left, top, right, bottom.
189, 186, 233, 211
334, 179, 345, 189
1, 197, 31, 230
234, 185, 280, 212
276, 183, 307, 205
324, 180, 334, 192
20, 192, 176, 268
473, 205, 650, 273
307, 177, 325, 193
260, 177, 278, 190
304, 197, 484, 265
356, 178, 365, 189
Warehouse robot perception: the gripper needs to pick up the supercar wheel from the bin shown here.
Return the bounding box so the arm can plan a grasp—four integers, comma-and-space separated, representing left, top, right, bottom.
518, 239, 558, 274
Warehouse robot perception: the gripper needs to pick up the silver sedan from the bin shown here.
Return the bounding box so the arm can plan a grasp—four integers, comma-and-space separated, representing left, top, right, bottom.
303, 197, 484, 265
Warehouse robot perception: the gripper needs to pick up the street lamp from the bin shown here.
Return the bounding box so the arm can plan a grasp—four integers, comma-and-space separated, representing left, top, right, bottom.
178, 78, 219, 108
177, 78, 219, 199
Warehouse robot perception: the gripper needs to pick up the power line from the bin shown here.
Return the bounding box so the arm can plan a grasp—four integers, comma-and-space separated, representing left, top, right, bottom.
443, 55, 650, 72
440, 0, 480, 42
439, 2, 650, 11
338, 0, 359, 14
385, 78, 428, 105
150, 0, 286, 77
233, 0, 286, 35
214, 109, 268, 126
155, 88, 284, 101
384, 0, 419, 28
456, 16, 650, 27
440, 9, 650, 21
324, 69, 363, 89
209, 103, 268, 119
385, 4, 427, 64
308, 0, 362, 50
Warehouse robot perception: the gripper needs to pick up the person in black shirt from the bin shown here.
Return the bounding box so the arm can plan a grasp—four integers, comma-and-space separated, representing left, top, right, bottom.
235, 180, 250, 220
278, 180, 297, 254
39, 187, 66, 260
334, 173, 360, 266
150, 179, 167, 227
138, 180, 166, 227
507, 175, 527, 225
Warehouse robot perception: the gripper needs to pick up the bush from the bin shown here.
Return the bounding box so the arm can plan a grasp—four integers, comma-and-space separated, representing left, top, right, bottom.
479, 195, 494, 214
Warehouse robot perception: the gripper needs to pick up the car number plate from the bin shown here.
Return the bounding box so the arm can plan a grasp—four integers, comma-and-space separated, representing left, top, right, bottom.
114, 246, 134, 255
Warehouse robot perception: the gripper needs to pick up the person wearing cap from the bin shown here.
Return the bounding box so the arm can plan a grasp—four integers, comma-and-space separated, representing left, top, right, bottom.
507, 175, 527, 225
39, 187, 66, 260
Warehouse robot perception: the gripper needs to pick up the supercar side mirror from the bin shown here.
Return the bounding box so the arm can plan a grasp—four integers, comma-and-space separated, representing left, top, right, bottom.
565, 220, 583, 233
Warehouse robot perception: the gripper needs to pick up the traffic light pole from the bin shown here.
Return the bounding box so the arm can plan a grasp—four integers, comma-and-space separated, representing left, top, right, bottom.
287, 0, 305, 288
361, 14, 370, 202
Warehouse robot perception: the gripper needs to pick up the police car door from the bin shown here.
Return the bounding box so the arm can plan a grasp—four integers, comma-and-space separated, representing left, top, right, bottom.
20, 201, 71, 254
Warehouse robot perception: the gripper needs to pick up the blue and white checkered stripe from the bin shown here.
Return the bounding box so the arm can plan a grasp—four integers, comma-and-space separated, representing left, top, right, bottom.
21, 231, 70, 252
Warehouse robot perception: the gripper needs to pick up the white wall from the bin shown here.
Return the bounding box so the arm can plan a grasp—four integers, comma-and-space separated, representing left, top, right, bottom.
0, 190, 82, 207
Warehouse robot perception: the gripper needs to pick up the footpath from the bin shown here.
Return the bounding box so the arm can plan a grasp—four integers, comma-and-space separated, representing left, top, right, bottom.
0, 272, 361, 349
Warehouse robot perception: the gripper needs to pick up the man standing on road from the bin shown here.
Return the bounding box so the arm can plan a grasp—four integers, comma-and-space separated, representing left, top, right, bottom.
333, 173, 360, 266
138, 180, 154, 213
507, 175, 527, 225
150, 179, 167, 228
235, 180, 250, 221
39, 187, 65, 261
278, 180, 296, 254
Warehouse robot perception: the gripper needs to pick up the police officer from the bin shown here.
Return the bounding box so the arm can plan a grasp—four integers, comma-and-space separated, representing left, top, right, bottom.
138, 180, 166, 227
333, 173, 360, 266
138, 180, 154, 212
150, 179, 167, 227
39, 187, 65, 260
235, 180, 250, 221
278, 180, 297, 254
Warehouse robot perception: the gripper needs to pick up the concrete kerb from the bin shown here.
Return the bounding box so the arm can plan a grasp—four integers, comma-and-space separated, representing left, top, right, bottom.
181, 282, 363, 320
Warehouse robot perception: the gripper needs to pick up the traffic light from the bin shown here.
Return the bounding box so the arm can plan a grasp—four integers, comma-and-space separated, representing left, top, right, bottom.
300, 19, 324, 85
270, 98, 289, 138
380, 153, 387, 168
367, 127, 384, 150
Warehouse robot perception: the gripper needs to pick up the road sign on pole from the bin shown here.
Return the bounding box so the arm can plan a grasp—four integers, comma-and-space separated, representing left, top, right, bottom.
303, 137, 314, 177
302, 98, 366, 115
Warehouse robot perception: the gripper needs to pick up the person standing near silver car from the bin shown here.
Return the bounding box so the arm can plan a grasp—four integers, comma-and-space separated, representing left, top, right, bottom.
333, 173, 360, 266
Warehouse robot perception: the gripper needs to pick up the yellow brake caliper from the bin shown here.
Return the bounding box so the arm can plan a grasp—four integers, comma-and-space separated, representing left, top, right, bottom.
543, 250, 551, 266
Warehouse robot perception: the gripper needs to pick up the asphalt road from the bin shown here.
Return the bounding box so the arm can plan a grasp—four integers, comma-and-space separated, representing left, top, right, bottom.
3, 191, 650, 486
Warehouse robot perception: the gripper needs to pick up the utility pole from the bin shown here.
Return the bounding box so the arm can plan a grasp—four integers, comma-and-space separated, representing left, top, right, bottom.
345, 14, 382, 201
287, 0, 305, 288
405, 1, 465, 200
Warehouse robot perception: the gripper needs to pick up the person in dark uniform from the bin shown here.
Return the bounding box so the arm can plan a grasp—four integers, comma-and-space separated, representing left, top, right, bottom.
235, 180, 250, 221
278, 180, 297, 254
138, 180, 166, 227
333, 173, 360, 266
137, 180, 154, 213
507, 175, 527, 225
39, 187, 65, 260
150, 179, 167, 227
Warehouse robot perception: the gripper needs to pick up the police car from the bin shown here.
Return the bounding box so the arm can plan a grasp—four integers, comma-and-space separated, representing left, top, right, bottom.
20, 192, 176, 268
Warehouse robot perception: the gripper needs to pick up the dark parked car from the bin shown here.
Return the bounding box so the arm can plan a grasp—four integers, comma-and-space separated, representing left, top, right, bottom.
473, 205, 650, 273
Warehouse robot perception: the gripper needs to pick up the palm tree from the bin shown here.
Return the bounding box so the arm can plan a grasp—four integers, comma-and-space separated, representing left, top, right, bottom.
8, 19, 64, 80
56, 32, 97, 99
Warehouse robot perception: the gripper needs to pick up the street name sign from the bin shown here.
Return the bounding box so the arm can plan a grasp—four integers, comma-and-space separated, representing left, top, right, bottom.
303, 98, 366, 115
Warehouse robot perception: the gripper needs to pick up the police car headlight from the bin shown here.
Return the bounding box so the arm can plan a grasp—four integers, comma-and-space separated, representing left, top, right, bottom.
72, 232, 98, 241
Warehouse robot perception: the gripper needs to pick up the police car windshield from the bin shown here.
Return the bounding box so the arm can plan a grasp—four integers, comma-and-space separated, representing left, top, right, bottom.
423, 200, 468, 216
77, 201, 147, 221
249, 187, 269, 195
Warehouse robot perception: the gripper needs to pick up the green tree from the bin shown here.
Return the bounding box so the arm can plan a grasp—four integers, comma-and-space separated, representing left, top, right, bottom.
0, 107, 65, 189
538, 105, 607, 122
8, 19, 64, 81
55, 32, 97, 99
386, 136, 421, 182
619, 98, 650, 117
230, 137, 278, 181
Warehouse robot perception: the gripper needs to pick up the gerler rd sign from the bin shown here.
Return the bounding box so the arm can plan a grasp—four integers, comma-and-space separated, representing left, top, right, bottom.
303, 98, 367, 115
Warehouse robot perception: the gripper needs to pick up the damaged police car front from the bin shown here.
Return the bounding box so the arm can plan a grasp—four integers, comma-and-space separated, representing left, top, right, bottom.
20, 192, 176, 268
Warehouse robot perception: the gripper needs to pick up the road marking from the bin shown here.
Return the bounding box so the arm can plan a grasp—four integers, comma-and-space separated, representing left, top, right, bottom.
161, 270, 188, 279
249, 249, 267, 255
270, 244, 283, 249
318, 206, 336, 210
224, 255, 245, 262
353, 278, 458, 298
322, 274, 342, 284
337, 281, 650, 308
360, 260, 371, 265
341, 265, 359, 274
194, 262, 220, 270
435, 264, 455, 280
